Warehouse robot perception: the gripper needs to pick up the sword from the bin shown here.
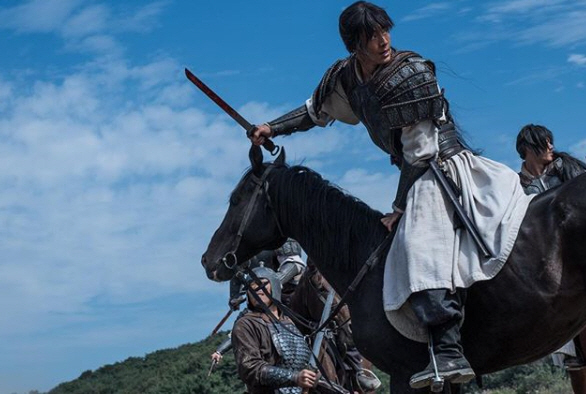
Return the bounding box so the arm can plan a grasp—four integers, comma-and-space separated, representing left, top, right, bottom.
303, 288, 336, 394
207, 359, 218, 377
210, 309, 234, 337
184, 68, 279, 155
429, 160, 494, 259
311, 288, 336, 367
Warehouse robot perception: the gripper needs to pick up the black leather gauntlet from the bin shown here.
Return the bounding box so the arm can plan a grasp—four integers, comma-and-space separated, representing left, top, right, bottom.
268, 105, 316, 137
260, 365, 298, 388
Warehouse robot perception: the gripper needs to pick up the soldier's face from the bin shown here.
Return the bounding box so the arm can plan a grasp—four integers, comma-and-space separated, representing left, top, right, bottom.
248, 280, 272, 307
359, 29, 392, 66
526, 140, 554, 165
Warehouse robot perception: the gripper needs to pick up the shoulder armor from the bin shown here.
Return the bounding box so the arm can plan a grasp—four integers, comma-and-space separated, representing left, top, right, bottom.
311, 57, 351, 116
275, 238, 302, 257
374, 50, 445, 128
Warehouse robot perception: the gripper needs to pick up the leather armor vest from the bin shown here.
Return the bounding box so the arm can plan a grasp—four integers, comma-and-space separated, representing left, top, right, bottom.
266, 321, 312, 394
335, 51, 446, 161
520, 157, 564, 195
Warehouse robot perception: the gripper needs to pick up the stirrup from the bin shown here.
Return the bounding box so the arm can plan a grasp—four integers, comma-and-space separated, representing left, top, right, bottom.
409, 329, 445, 392
428, 331, 445, 393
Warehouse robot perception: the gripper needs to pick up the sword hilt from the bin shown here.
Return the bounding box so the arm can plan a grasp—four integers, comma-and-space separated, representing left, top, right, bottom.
247, 125, 279, 156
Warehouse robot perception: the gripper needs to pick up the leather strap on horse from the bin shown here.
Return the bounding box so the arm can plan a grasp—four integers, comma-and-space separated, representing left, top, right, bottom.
309, 231, 395, 338
223, 162, 285, 270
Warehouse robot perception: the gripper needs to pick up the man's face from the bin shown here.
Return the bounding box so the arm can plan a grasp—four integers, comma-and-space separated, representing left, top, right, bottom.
248, 280, 272, 307
525, 139, 554, 166
359, 29, 392, 66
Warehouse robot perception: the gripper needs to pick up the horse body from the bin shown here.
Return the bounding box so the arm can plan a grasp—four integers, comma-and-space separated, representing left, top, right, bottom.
201, 147, 586, 392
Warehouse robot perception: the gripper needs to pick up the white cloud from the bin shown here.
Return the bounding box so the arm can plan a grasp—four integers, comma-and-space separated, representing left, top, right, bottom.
61, 4, 110, 38
402, 3, 452, 22
116, 1, 167, 33
460, 0, 586, 49
0, 0, 82, 34
337, 168, 399, 213
0, 55, 250, 338
568, 53, 586, 66
485, 0, 566, 16
0, 1, 166, 57
571, 139, 586, 160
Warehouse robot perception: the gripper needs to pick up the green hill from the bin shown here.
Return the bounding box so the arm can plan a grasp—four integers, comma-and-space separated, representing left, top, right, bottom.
48, 332, 571, 394
49, 333, 244, 394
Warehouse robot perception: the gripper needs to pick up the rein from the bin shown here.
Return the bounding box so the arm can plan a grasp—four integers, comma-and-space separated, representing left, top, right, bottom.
307, 231, 394, 338
221, 163, 284, 270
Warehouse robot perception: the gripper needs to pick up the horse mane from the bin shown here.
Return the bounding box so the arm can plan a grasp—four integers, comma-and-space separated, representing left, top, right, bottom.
267, 163, 387, 271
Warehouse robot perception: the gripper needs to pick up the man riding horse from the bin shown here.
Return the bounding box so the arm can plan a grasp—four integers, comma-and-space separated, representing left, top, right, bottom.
250, 1, 533, 389
516, 123, 586, 393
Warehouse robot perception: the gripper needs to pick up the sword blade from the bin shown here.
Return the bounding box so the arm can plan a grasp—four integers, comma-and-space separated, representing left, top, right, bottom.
185, 68, 254, 133
185, 68, 278, 154
310, 288, 336, 368
207, 359, 217, 377
211, 309, 233, 337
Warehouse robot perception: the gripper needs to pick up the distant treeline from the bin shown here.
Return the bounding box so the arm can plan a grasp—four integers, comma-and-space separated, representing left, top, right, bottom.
47, 332, 571, 393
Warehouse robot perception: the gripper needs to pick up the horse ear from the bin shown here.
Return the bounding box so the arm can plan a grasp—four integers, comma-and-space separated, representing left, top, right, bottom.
274, 147, 286, 166
249, 144, 263, 174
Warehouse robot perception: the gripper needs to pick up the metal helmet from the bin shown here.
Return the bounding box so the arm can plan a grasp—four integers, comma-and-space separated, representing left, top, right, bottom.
249, 266, 282, 303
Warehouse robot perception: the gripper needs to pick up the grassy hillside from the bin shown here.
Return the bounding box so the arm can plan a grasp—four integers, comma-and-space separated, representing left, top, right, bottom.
48, 332, 571, 394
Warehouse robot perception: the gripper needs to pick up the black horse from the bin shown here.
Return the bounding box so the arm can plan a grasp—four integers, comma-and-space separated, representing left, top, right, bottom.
202, 146, 586, 393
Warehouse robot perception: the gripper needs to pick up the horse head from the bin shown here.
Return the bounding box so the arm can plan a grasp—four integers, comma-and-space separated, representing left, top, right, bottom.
201, 145, 288, 281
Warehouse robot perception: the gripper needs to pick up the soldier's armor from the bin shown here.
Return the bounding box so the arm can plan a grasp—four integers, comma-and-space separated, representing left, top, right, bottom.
519, 154, 586, 195
268, 50, 466, 211
260, 321, 312, 393
313, 50, 446, 161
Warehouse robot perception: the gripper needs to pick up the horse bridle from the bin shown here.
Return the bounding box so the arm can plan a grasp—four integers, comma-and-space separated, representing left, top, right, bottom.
221, 163, 285, 271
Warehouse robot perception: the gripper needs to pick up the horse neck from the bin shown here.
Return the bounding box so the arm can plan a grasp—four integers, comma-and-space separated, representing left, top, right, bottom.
269, 167, 387, 292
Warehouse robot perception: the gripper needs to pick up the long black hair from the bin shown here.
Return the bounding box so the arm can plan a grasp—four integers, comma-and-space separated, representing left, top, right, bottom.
339, 1, 394, 53
516, 124, 554, 159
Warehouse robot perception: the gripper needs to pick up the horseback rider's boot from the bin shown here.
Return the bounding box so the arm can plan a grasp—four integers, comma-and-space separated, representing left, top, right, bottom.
408, 288, 475, 389
409, 317, 475, 389
356, 368, 382, 391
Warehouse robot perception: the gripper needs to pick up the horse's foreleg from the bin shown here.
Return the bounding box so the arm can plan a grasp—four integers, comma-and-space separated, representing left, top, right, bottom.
569, 369, 586, 394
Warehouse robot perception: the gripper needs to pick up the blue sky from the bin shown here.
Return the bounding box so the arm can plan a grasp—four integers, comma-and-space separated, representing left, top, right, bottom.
0, 0, 585, 393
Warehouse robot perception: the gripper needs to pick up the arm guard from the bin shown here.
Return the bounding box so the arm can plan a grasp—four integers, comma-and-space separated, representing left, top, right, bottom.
268, 105, 317, 137
259, 365, 299, 388
276, 261, 303, 285
392, 161, 429, 212
275, 238, 303, 257
216, 336, 232, 355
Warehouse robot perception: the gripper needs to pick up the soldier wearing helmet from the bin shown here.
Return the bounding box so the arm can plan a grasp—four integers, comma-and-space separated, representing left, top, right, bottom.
231, 267, 317, 394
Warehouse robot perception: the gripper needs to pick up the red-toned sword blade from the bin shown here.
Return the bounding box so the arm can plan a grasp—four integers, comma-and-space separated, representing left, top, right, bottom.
185, 68, 277, 154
